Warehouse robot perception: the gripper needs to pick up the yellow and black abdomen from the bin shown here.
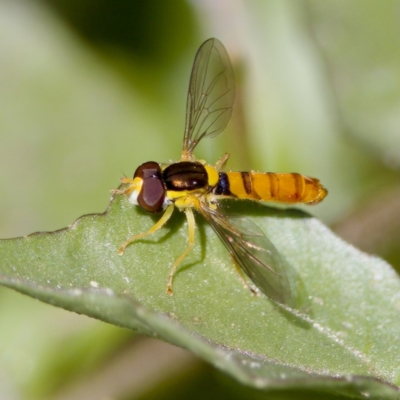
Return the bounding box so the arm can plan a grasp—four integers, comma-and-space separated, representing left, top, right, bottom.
214, 171, 327, 205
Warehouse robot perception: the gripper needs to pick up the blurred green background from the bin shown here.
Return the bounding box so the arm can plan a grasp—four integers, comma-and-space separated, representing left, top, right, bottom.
0, 0, 399, 399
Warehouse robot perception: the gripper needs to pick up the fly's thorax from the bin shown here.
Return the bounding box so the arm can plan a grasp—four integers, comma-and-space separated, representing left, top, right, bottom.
159, 161, 219, 205
129, 161, 166, 213
162, 161, 211, 191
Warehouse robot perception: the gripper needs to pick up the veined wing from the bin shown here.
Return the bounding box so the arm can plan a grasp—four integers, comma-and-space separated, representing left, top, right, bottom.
199, 205, 293, 307
182, 38, 235, 158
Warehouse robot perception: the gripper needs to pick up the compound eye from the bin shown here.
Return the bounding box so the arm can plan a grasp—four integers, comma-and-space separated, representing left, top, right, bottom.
134, 162, 165, 213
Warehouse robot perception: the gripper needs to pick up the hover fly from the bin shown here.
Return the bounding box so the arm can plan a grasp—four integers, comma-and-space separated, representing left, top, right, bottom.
114, 38, 327, 306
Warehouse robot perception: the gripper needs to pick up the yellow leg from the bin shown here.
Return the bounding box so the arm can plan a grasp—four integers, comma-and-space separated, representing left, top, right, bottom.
166, 207, 196, 295
118, 204, 175, 255
214, 153, 230, 171
110, 177, 135, 196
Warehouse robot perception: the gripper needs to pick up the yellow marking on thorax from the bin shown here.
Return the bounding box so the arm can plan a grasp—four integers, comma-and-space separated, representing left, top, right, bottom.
166, 188, 205, 200
204, 164, 219, 187
167, 190, 191, 200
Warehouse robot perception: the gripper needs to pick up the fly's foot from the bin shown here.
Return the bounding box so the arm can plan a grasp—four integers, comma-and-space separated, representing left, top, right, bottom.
118, 245, 126, 255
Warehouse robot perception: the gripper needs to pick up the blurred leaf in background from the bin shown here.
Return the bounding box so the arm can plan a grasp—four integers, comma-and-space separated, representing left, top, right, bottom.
0, 0, 399, 399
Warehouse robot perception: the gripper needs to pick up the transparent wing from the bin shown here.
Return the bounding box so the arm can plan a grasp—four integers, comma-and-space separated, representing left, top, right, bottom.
183, 38, 235, 157
199, 205, 293, 306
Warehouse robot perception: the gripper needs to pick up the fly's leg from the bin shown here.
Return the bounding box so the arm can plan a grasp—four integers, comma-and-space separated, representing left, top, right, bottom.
166, 207, 196, 295
118, 204, 175, 255
111, 177, 136, 196
230, 255, 258, 296
214, 153, 230, 171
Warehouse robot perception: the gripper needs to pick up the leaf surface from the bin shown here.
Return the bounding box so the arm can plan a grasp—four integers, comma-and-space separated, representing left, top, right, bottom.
0, 194, 399, 398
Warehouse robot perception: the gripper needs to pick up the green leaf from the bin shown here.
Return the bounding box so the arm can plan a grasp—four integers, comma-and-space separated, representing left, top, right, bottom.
0, 193, 399, 399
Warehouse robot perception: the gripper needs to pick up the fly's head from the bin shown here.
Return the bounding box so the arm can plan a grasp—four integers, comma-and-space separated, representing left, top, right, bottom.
122, 161, 166, 214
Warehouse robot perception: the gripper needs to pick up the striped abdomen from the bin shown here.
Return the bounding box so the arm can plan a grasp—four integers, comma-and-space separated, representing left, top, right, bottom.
214, 171, 327, 205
